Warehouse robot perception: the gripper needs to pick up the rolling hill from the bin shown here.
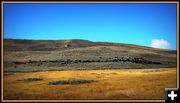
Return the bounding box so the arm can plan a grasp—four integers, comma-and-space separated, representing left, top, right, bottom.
3, 39, 177, 72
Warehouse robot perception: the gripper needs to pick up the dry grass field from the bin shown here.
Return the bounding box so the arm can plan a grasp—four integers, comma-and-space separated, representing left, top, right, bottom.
3, 68, 176, 100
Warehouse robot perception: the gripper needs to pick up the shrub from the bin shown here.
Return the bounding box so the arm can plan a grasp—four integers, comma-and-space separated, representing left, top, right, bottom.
17, 78, 43, 82
48, 79, 97, 85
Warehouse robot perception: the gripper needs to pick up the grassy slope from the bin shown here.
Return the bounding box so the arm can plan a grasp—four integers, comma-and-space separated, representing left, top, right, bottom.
4, 39, 177, 72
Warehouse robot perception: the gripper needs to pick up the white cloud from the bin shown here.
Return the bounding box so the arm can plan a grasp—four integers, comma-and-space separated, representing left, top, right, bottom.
151, 39, 170, 49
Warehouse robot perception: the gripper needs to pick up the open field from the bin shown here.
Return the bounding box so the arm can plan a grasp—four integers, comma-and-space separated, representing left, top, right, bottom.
3, 68, 177, 100
3, 39, 177, 100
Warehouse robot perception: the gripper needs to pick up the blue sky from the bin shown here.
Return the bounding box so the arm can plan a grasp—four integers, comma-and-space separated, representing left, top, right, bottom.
4, 4, 177, 50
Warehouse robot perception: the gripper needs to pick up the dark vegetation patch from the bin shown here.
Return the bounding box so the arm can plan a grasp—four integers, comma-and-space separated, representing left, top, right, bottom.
48, 79, 97, 85
17, 78, 43, 82
12, 57, 162, 66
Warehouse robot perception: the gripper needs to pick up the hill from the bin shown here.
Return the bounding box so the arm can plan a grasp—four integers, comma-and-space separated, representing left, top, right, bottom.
4, 38, 172, 51
3, 39, 177, 72
4, 39, 95, 51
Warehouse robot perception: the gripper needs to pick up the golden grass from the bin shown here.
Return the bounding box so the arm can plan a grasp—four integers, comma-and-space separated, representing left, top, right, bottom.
3, 68, 177, 100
